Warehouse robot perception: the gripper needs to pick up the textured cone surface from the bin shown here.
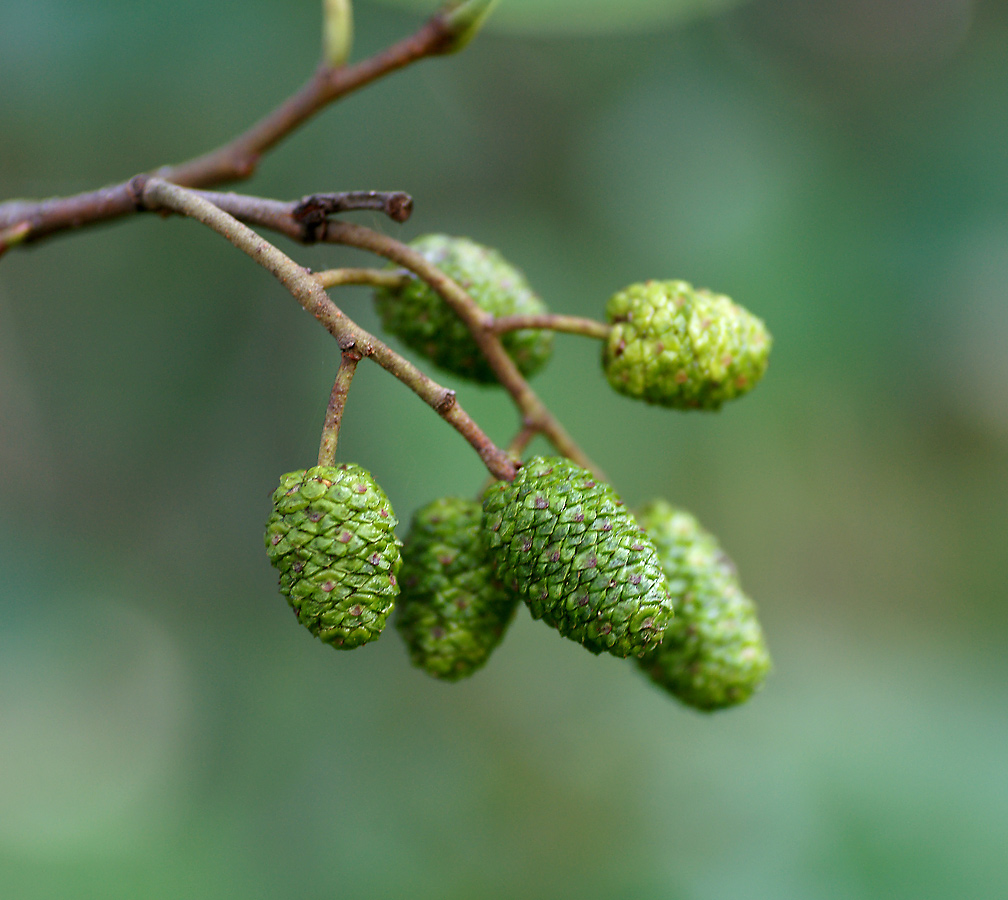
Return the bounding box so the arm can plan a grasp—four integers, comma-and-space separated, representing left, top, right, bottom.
603, 280, 770, 410
373, 234, 553, 383
396, 497, 519, 681
482, 456, 673, 658
264, 464, 400, 649
636, 500, 771, 710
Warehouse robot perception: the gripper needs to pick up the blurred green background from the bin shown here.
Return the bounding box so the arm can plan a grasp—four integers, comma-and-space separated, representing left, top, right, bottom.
2, 1, 1007, 897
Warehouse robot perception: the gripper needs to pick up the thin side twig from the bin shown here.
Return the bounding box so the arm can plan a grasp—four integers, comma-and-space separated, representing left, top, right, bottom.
314, 267, 411, 291
132, 188, 600, 475
491, 314, 611, 341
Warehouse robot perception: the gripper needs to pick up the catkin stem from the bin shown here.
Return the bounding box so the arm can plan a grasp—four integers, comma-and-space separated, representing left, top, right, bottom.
318, 351, 360, 466
314, 267, 411, 290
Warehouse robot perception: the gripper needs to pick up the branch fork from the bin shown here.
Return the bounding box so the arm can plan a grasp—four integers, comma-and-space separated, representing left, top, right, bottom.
2, 3, 608, 484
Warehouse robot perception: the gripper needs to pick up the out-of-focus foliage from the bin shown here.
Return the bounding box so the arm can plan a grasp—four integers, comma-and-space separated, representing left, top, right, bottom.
1, 1, 1007, 898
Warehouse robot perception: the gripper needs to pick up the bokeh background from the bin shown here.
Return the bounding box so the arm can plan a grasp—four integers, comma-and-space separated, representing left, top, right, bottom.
2, 1, 1007, 897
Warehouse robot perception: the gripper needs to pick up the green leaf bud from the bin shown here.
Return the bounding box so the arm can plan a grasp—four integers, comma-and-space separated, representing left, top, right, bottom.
438, 0, 500, 54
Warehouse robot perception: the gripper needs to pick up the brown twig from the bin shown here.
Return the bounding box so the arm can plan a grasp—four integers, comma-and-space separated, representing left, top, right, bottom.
318, 351, 361, 467
0, 12, 456, 249
114, 182, 599, 477
138, 177, 515, 481
491, 314, 611, 341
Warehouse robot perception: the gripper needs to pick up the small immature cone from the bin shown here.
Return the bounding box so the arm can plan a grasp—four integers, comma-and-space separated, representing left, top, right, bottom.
635, 500, 771, 710
373, 234, 553, 384
482, 456, 673, 658
603, 280, 770, 410
396, 497, 519, 680
264, 464, 400, 649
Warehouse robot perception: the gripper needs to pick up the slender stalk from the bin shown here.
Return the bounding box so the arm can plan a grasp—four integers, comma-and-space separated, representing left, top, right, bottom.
314, 268, 410, 290
492, 314, 611, 341
139, 178, 516, 481
322, 219, 603, 477
318, 351, 360, 467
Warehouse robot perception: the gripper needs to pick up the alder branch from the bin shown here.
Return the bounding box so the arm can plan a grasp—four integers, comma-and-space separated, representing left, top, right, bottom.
95, 176, 599, 474
138, 177, 516, 481
120, 182, 604, 477
0, 10, 457, 250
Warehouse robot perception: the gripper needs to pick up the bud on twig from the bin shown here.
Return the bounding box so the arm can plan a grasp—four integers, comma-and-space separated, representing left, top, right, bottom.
438, 0, 499, 54
323, 0, 354, 67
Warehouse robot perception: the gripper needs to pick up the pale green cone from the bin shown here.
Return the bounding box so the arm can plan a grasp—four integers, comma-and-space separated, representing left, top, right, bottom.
265, 464, 400, 649
396, 497, 518, 680
482, 456, 673, 658
603, 280, 770, 410
373, 234, 553, 384
636, 500, 770, 710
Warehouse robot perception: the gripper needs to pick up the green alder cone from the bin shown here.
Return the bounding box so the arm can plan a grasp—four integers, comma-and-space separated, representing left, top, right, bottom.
373, 234, 553, 383
482, 456, 674, 658
602, 280, 771, 410
396, 497, 519, 681
635, 500, 771, 710
264, 464, 401, 650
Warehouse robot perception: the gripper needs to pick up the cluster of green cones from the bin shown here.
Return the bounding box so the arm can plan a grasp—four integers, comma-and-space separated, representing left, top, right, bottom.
265, 456, 771, 712
264, 233, 773, 711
